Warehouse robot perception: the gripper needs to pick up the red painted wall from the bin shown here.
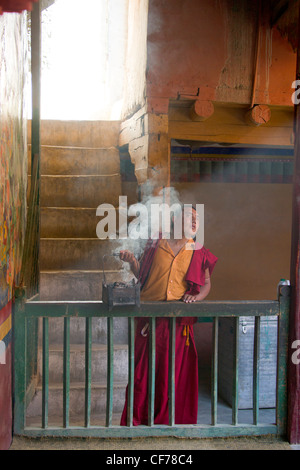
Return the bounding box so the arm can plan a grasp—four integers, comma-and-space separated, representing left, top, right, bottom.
146, 0, 296, 110
0, 11, 27, 450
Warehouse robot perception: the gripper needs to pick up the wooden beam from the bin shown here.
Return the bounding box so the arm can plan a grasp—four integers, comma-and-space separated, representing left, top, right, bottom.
189, 100, 214, 121
169, 103, 293, 146
245, 105, 271, 126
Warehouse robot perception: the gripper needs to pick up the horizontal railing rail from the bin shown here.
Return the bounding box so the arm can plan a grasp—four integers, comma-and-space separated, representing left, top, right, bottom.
20, 299, 281, 317
13, 286, 290, 439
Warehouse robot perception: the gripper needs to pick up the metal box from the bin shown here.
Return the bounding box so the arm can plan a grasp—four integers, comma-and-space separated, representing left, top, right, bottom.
218, 316, 278, 409
102, 280, 141, 311
101, 253, 141, 311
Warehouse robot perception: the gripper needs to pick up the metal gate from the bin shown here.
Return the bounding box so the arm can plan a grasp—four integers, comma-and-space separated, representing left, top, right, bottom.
13, 284, 289, 439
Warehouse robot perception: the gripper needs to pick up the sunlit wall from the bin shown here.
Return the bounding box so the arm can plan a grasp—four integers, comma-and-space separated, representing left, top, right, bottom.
29, 0, 129, 120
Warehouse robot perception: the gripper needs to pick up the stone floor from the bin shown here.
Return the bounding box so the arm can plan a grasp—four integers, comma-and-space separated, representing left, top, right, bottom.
9, 368, 300, 451
9, 434, 298, 450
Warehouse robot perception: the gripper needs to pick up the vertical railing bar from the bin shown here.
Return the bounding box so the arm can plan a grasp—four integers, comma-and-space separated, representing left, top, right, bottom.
276, 286, 290, 435
13, 291, 27, 434
232, 316, 239, 425
106, 316, 114, 427
63, 316, 70, 428
42, 317, 49, 429
127, 317, 135, 426
211, 317, 218, 425
85, 316, 92, 427
168, 317, 176, 427
253, 315, 260, 425
148, 317, 156, 426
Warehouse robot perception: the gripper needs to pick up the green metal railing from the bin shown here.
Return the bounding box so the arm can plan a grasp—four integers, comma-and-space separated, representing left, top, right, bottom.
13, 285, 290, 439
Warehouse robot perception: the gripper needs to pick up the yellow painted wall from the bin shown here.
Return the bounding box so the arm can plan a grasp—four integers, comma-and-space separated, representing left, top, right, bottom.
175, 182, 293, 301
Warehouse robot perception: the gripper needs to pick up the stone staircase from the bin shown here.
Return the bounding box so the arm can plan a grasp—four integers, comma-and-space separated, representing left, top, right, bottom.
26, 120, 137, 426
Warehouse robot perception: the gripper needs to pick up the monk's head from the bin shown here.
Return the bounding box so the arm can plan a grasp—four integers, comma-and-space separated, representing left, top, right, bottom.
182, 206, 200, 239
171, 205, 200, 240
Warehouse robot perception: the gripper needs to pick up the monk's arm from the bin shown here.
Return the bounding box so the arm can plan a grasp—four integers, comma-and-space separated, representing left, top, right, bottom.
182, 268, 211, 303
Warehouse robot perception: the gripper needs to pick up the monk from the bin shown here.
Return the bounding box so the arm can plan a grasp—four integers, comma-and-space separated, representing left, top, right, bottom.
119, 206, 218, 425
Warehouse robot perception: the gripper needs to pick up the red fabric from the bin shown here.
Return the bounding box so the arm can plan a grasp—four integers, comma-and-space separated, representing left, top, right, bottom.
0, 301, 12, 450
120, 318, 198, 425
0, 0, 38, 13
185, 244, 218, 295
0, 343, 12, 450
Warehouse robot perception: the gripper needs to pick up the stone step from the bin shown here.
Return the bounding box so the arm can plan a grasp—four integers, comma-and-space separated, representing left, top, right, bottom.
26, 381, 127, 419
37, 343, 128, 383
40, 207, 122, 238
38, 271, 131, 345
45, 316, 129, 345
39, 239, 125, 270
28, 119, 120, 147
28, 145, 121, 176
41, 207, 99, 239
39, 315, 129, 347
39, 269, 134, 301
28, 174, 122, 208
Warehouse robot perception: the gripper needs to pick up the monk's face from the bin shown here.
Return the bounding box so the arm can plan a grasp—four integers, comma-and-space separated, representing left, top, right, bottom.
182, 207, 200, 238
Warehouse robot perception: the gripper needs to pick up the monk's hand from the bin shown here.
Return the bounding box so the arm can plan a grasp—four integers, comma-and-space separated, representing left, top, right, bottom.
182, 293, 199, 303
119, 250, 136, 264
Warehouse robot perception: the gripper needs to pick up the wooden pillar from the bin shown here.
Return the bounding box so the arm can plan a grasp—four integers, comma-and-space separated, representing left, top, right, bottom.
146, 112, 170, 189
288, 2, 300, 445
120, 107, 170, 191
31, 0, 41, 294
21, 1, 41, 296
31, 0, 41, 169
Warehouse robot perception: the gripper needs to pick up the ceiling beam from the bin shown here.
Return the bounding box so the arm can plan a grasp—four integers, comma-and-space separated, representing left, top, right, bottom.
271, 0, 290, 26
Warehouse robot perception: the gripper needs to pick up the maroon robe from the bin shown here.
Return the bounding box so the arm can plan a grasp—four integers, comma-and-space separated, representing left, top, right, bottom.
120, 240, 218, 426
